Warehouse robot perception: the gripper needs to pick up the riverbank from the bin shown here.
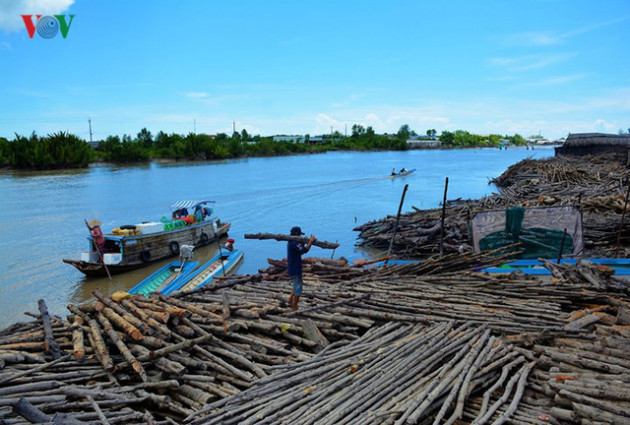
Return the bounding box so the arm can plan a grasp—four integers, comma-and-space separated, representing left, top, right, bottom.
1, 252, 628, 424
2, 128, 538, 171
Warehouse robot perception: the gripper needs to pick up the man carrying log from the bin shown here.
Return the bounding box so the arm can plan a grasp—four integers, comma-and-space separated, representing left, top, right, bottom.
287, 226, 316, 311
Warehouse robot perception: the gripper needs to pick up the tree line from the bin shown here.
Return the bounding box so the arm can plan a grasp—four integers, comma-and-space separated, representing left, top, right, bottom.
0, 132, 92, 169
0, 125, 530, 170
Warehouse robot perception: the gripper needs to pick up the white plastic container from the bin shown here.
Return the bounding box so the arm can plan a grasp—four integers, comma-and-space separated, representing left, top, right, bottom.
103, 253, 123, 265
137, 222, 164, 235
81, 252, 101, 263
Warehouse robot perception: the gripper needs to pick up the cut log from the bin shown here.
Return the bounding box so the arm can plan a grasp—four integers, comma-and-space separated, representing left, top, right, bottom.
12, 397, 52, 423
38, 299, 62, 359
244, 233, 339, 249
71, 316, 85, 360
301, 319, 330, 353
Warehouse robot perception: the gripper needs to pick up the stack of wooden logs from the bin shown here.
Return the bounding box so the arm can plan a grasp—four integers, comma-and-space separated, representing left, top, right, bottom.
187, 322, 537, 425
259, 246, 519, 280
1, 257, 629, 423
355, 153, 630, 257
354, 203, 474, 256
0, 300, 163, 424
258, 257, 372, 283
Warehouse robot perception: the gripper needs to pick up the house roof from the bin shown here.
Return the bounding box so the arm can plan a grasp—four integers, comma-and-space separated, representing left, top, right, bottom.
564, 133, 630, 147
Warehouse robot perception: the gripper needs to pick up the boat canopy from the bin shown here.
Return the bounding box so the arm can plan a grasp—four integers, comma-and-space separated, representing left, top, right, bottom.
170, 200, 215, 210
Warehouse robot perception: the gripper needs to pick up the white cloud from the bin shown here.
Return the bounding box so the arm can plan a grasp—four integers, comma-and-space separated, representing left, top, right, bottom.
179, 91, 251, 106
489, 53, 576, 72
315, 113, 344, 134
507, 31, 560, 46
505, 16, 630, 46
0, 0, 74, 32
363, 113, 384, 129
182, 91, 209, 99
590, 118, 617, 132
522, 74, 586, 87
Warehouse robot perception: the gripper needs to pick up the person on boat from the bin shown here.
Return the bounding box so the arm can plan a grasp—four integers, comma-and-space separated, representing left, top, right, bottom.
224, 238, 235, 251
194, 206, 204, 222
391, 168, 396, 176
287, 226, 316, 311
399, 168, 407, 173
202, 206, 212, 219
172, 208, 189, 219
85, 219, 105, 256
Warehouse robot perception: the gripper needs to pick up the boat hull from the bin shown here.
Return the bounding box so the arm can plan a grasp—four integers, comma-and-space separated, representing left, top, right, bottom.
63, 222, 230, 277
128, 260, 199, 296
163, 250, 244, 295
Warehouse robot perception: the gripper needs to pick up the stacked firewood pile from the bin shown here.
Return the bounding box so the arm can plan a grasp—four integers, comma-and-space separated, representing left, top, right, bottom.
1, 257, 629, 423
259, 246, 518, 280
187, 323, 537, 425
0, 300, 162, 424
356, 153, 630, 257
354, 203, 476, 256
258, 257, 372, 282
507, 260, 630, 424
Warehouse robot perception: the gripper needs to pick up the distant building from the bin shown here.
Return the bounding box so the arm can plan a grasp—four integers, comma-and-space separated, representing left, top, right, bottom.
273, 135, 305, 143
406, 139, 441, 148
555, 133, 630, 158
309, 136, 325, 144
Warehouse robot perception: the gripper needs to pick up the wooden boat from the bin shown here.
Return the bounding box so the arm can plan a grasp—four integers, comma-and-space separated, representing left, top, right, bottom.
162, 249, 244, 295
128, 260, 200, 296
63, 200, 230, 277
355, 257, 630, 276
388, 169, 416, 179
482, 258, 630, 275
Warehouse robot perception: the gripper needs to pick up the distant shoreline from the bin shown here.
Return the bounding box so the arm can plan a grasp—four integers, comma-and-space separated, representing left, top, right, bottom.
1, 145, 554, 172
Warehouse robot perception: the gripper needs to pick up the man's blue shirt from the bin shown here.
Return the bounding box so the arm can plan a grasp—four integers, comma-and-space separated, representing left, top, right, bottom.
287, 240, 308, 276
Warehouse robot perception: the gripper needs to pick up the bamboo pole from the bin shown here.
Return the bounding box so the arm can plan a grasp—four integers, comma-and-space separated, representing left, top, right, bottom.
386, 184, 409, 262
440, 176, 449, 256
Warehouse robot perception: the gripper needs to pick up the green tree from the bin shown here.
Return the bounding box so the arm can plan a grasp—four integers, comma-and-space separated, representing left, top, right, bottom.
351, 124, 365, 138
439, 131, 455, 146
509, 133, 527, 146
137, 127, 153, 149
397, 124, 411, 142
0, 137, 9, 165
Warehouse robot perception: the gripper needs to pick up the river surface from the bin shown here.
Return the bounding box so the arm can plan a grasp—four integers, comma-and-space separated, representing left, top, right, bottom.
0, 147, 553, 328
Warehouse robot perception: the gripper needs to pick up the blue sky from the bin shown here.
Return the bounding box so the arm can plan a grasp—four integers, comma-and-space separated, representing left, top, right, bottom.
0, 0, 628, 140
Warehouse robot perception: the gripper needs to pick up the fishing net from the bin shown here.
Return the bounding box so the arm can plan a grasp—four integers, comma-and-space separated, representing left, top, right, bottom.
470, 206, 583, 259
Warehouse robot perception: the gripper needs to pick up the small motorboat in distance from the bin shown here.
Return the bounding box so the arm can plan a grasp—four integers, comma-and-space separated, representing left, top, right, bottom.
127, 260, 199, 296
162, 249, 244, 295
388, 168, 416, 179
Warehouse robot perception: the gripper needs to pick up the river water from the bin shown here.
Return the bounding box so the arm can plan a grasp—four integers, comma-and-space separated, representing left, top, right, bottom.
0, 147, 553, 328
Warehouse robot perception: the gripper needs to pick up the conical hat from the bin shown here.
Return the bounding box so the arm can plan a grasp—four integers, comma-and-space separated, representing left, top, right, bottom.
88, 219, 101, 227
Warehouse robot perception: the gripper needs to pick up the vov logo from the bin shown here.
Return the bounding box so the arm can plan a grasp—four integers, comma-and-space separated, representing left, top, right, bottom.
21, 15, 75, 39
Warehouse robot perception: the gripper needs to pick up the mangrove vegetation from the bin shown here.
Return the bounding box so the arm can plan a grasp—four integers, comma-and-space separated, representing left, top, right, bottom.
0, 125, 531, 170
